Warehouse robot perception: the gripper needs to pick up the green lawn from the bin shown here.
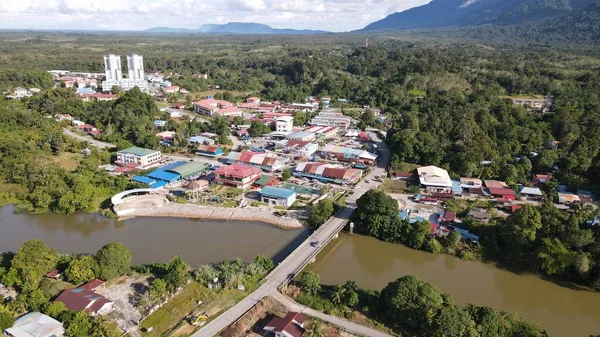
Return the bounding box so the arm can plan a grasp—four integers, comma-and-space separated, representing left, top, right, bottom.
140, 282, 217, 337
51, 152, 84, 170
381, 179, 411, 194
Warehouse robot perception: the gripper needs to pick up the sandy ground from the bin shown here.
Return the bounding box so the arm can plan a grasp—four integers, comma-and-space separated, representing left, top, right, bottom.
96, 276, 150, 337
117, 196, 304, 229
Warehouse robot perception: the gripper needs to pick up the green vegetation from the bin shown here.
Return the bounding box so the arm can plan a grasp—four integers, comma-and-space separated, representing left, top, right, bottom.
96, 242, 133, 280
308, 198, 335, 229
296, 272, 544, 337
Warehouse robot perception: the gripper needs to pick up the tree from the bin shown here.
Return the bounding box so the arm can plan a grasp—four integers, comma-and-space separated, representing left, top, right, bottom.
281, 168, 292, 182
444, 230, 462, 249
44, 301, 68, 319
96, 242, 132, 280
308, 198, 335, 229
21, 288, 48, 312
299, 271, 321, 295
164, 256, 189, 291
0, 312, 15, 331
352, 189, 400, 240
254, 254, 275, 272
501, 205, 542, 260
67, 311, 93, 337
149, 278, 167, 299
65, 255, 98, 285
468, 305, 506, 337
331, 285, 346, 305
9, 239, 58, 290
304, 320, 325, 337
537, 238, 576, 275
381, 275, 444, 331
403, 221, 431, 249
249, 121, 271, 137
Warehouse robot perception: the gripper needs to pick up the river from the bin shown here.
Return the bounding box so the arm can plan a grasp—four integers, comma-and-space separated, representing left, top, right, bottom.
304, 233, 600, 337
0, 206, 308, 265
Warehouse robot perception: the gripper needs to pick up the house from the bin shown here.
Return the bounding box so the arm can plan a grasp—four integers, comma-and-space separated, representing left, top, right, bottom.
3, 312, 65, 337
197, 144, 223, 157
417, 166, 452, 194
460, 177, 483, 193
487, 187, 517, 201
188, 136, 215, 145
264, 312, 306, 337
304, 126, 338, 138
309, 110, 353, 128
80, 93, 117, 102
54, 114, 72, 121
533, 174, 552, 185
163, 86, 180, 93
246, 96, 260, 104
154, 120, 167, 128
439, 210, 456, 224
13, 87, 28, 97
194, 99, 242, 117
285, 140, 318, 157
510, 96, 551, 110
254, 174, 278, 187
186, 179, 210, 191
156, 131, 175, 142
172, 103, 186, 110
286, 131, 316, 142
214, 164, 262, 189
227, 151, 285, 172
276, 116, 294, 133
577, 189, 594, 204
320, 144, 378, 165
294, 162, 362, 185
116, 146, 162, 168
390, 170, 413, 181
520, 186, 543, 200
54, 280, 114, 316
260, 186, 297, 207
468, 208, 490, 224
558, 192, 580, 205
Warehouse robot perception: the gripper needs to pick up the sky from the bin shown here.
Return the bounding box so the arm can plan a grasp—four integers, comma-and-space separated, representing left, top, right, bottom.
0, 0, 431, 32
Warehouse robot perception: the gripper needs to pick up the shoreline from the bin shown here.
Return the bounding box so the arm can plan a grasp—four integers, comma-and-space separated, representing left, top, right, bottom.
117, 202, 305, 230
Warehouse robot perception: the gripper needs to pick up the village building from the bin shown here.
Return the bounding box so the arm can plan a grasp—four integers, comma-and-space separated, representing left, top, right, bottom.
260, 186, 297, 207
275, 116, 294, 133
558, 192, 580, 205
264, 312, 306, 337
54, 279, 113, 316
304, 126, 338, 138
533, 174, 552, 185
3, 312, 65, 337
389, 170, 414, 181
80, 93, 117, 102
196, 144, 223, 157
309, 110, 353, 128
194, 98, 242, 117
320, 144, 378, 165
416, 166, 452, 194
460, 177, 484, 193
214, 164, 262, 189
286, 131, 316, 142
284, 140, 318, 157
294, 162, 362, 185
254, 174, 279, 188
156, 131, 175, 142
227, 151, 286, 172
163, 85, 179, 93
467, 208, 491, 224
188, 135, 216, 145
116, 146, 161, 168
484, 180, 516, 200
520, 186, 543, 200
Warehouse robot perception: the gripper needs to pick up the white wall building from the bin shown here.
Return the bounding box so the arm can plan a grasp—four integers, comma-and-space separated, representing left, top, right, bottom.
417, 165, 452, 193
102, 54, 149, 92
116, 146, 161, 168
275, 116, 294, 132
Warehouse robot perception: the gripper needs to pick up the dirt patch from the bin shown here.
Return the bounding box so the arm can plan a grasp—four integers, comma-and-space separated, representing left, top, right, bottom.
96, 275, 150, 337
220, 296, 288, 337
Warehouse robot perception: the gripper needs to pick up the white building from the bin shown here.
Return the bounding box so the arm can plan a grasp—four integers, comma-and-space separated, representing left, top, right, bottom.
116, 146, 161, 168
4, 312, 65, 337
309, 110, 353, 128
101, 54, 149, 92
417, 165, 452, 193
260, 186, 297, 207
275, 116, 294, 132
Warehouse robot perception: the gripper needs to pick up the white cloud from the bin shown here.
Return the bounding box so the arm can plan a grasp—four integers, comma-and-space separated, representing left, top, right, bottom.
460, 0, 480, 8
0, 0, 431, 32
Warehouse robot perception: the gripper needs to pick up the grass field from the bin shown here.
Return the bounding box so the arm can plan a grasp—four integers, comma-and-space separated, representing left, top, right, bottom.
51, 152, 84, 170
380, 178, 413, 194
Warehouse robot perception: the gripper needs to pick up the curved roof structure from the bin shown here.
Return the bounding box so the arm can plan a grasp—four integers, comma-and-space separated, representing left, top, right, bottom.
167, 162, 210, 179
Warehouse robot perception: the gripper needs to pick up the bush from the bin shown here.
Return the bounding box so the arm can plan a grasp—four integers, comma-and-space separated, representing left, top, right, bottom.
423, 238, 443, 254
460, 250, 476, 261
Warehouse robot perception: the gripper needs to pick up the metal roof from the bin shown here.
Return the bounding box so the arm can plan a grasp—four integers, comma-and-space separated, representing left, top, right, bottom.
150, 180, 167, 189
260, 186, 296, 199
167, 162, 210, 179
520, 187, 543, 196
132, 176, 156, 185
118, 146, 159, 157
147, 170, 180, 182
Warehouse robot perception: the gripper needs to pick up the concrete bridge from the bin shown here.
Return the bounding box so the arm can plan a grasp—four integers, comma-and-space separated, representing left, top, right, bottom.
192, 131, 389, 337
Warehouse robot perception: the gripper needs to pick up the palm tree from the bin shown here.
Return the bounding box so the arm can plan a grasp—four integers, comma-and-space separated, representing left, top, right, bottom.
304, 320, 325, 337
331, 285, 346, 305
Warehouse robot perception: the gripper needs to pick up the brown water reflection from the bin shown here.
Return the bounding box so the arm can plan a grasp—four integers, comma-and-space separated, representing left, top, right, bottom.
305, 233, 600, 337
0, 206, 308, 265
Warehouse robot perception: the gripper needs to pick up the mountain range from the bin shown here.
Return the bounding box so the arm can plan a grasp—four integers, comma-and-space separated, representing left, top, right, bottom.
144, 22, 328, 35
361, 0, 596, 31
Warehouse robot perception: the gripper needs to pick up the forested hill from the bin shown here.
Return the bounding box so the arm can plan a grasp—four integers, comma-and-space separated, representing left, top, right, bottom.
361, 0, 594, 31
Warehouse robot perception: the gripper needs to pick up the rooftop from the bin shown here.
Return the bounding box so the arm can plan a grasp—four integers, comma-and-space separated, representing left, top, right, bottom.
119, 146, 159, 157
260, 186, 296, 199
4, 312, 64, 337
417, 166, 452, 188
168, 162, 210, 179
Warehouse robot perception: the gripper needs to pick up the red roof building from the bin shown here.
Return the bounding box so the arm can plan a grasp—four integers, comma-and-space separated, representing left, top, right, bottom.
533, 174, 552, 185
487, 187, 516, 201
264, 312, 306, 337
440, 210, 456, 224
214, 164, 262, 189
46, 269, 62, 280
54, 279, 113, 316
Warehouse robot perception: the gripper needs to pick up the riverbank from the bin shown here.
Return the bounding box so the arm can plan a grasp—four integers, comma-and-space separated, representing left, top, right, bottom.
118, 202, 305, 229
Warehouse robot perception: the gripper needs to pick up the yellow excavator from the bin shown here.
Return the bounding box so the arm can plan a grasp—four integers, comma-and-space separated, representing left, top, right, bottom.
190, 311, 209, 326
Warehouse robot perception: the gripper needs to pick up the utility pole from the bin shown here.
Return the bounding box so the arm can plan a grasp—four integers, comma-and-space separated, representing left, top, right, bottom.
349, 222, 354, 235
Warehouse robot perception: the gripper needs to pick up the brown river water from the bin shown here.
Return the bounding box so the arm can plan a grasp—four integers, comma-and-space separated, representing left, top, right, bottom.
304, 233, 600, 337
1, 205, 598, 336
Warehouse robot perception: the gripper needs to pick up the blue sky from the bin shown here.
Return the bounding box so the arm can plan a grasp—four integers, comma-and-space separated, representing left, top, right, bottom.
0, 0, 430, 32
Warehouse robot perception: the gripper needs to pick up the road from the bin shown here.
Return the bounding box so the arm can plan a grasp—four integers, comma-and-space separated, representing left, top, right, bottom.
62, 128, 116, 149
192, 131, 389, 337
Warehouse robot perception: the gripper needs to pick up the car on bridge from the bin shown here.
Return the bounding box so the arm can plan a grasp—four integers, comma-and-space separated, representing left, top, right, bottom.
310, 240, 321, 247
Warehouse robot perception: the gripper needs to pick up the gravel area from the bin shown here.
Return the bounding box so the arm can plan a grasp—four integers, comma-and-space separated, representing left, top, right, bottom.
96, 276, 150, 337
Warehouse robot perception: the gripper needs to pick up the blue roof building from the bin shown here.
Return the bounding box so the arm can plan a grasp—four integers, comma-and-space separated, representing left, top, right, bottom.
147, 170, 180, 182
452, 180, 462, 195
260, 186, 297, 207
132, 176, 156, 185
